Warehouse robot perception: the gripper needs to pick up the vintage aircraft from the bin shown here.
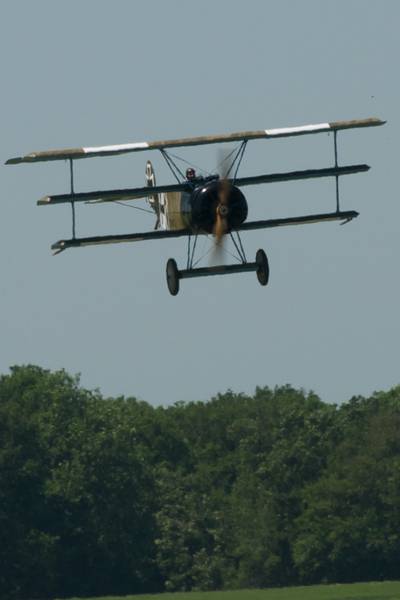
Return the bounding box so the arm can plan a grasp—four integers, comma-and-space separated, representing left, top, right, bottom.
6, 117, 385, 295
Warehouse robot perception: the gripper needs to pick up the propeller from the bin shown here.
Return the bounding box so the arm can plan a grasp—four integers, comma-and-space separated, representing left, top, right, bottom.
212, 148, 233, 257
214, 178, 230, 243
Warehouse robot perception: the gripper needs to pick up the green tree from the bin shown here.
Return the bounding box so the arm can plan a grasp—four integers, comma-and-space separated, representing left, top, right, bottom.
0, 366, 160, 599
293, 388, 400, 583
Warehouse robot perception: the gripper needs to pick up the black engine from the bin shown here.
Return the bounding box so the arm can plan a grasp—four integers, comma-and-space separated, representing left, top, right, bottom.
190, 179, 248, 233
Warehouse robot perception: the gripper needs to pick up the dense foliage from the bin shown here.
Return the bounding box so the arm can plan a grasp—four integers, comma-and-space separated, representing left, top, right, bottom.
1, 366, 399, 599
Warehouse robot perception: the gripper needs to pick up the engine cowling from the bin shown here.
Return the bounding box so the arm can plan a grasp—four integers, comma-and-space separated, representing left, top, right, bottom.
190, 180, 248, 233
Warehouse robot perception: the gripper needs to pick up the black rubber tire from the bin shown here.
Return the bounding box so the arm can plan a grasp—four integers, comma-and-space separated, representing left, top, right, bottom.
256, 249, 269, 286
166, 258, 180, 296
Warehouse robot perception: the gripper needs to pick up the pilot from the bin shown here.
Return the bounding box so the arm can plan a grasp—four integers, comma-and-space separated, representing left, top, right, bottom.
186, 167, 205, 186
186, 167, 197, 181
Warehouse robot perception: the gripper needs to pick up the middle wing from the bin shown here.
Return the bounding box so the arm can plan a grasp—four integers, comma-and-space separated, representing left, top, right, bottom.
38, 164, 369, 206
38, 181, 189, 206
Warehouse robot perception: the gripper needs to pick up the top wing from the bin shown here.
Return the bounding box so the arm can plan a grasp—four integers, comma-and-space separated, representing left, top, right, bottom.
6, 117, 385, 165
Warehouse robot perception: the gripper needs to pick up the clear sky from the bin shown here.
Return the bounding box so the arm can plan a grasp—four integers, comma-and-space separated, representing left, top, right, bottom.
1, 0, 398, 406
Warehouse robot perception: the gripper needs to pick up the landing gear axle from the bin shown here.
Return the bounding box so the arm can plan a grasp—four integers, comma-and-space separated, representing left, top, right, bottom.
166, 249, 269, 295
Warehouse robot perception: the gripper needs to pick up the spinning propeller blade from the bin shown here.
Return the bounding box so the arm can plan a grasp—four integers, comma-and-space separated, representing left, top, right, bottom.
212, 148, 233, 259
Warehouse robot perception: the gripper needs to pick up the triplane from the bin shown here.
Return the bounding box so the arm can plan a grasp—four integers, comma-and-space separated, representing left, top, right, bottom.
7, 117, 384, 295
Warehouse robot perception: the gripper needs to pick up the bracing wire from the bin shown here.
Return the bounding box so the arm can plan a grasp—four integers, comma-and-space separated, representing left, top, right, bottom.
167, 151, 213, 177
113, 201, 154, 214
216, 144, 241, 175
192, 234, 241, 267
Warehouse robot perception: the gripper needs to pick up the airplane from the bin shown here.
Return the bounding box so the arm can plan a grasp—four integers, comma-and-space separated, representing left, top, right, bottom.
6, 117, 385, 295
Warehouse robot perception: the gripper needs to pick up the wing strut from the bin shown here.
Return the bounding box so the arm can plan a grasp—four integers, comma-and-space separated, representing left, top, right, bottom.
70, 159, 76, 239
333, 129, 342, 213
334, 131, 339, 212
160, 149, 186, 183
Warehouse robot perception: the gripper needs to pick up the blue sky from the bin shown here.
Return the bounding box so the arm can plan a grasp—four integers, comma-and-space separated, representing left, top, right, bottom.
1, 0, 398, 405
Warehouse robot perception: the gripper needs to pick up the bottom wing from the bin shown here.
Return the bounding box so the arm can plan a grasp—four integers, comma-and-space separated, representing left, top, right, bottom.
51, 226, 191, 253
51, 211, 358, 254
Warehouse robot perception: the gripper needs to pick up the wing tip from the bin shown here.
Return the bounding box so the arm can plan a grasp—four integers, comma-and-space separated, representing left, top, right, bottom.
364, 117, 386, 125
51, 240, 67, 254
5, 157, 23, 165
331, 117, 386, 130
6, 154, 42, 165
37, 196, 51, 206
340, 210, 359, 225
369, 117, 386, 127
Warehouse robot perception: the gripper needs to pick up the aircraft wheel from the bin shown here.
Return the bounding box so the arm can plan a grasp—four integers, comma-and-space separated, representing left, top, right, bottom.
166, 258, 180, 296
256, 249, 269, 286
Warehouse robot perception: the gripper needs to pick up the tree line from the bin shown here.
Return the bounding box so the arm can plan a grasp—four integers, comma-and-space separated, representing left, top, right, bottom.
1, 365, 399, 599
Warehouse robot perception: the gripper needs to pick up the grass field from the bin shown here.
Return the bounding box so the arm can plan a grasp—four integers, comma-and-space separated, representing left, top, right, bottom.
65, 581, 400, 600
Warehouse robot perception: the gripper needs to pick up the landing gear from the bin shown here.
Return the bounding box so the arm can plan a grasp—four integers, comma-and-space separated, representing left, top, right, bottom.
256, 248, 269, 286
166, 258, 180, 296
165, 239, 270, 295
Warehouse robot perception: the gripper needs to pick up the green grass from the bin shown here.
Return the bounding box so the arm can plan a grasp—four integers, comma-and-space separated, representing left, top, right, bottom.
64, 581, 400, 600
